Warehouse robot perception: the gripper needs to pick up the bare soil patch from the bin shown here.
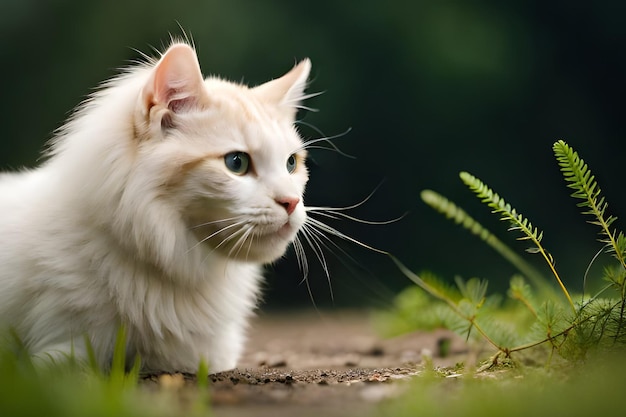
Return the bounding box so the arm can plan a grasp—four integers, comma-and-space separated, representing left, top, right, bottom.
145, 310, 468, 417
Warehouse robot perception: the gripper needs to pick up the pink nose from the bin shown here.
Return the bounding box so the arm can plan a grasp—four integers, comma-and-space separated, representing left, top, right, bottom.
276, 196, 300, 215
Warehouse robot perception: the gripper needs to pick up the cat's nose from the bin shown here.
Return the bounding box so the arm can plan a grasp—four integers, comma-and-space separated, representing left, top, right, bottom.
276, 196, 300, 215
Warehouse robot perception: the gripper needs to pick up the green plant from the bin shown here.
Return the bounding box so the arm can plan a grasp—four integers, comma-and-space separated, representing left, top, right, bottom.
387, 140, 626, 367
379, 352, 626, 417
0, 328, 212, 417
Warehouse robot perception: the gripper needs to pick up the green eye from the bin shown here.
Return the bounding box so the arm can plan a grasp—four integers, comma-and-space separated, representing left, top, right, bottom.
224, 152, 250, 175
286, 154, 297, 173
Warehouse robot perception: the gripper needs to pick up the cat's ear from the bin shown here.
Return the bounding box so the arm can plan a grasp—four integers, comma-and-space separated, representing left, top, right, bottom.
141, 43, 205, 117
252, 59, 312, 120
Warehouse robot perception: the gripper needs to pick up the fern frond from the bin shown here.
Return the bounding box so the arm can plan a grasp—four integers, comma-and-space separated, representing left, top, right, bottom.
553, 140, 626, 274
604, 264, 626, 289
474, 313, 523, 348
526, 300, 571, 349
459, 171, 575, 312
455, 276, 488, 307
421, 189, 551, 293
459, 172, 541, 242
508, 275, 539, 318
389, 255, 505, 350
382, 285, 451, 334
421, 270, 462, 302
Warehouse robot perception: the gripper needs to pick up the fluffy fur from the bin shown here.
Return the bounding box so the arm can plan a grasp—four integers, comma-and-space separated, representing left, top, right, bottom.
0, 43, 311, 373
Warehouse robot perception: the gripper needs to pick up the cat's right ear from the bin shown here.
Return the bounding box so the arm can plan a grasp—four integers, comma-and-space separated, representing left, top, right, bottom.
252, 59, 312, 121
140, 43, 205, 127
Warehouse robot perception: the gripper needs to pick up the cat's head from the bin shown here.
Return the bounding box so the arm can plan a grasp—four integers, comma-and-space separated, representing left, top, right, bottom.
131, 44, 310, 264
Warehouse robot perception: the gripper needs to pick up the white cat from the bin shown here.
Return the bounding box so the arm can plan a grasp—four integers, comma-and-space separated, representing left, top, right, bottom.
0, 42, 312, 373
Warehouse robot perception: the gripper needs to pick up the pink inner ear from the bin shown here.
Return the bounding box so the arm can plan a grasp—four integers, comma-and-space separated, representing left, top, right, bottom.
151, 44, 204, 113
168, 97, 194, 112
163, 90, 197, 113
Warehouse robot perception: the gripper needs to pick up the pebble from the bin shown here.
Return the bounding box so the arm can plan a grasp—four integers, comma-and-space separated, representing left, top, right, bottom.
158, 373, 185, 390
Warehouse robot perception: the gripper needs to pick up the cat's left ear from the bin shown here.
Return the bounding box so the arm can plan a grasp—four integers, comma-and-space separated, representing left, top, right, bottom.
252, 59, 312, 120
141, 43, 205, 119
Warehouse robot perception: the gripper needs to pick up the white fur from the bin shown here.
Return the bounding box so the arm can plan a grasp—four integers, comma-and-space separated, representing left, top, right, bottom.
0, 43, 311, 373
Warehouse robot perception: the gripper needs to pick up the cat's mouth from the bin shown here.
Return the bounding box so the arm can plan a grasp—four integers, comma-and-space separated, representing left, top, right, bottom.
220, 221, 297, 263
189, 213, 301, 262
252, 220, 296, 243
277, 221, 294, 238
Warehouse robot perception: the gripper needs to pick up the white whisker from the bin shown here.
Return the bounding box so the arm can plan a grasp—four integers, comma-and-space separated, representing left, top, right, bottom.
225, 225, 254, 259
200, 222, 245, 244
289, 233, 319, 307
306, 181, 384, 213
305, 182, 408, 225
303, 219, 361, 266
292, 236, 309, 280
298, 224, 334, 301
291, 127, 355, 159
305, 217, 389, 255
300, 224, 331, 281
188, 219, 247, 253
189, 216, 243, 230
308, 209, 408, 225
195, 220, 251, 267
241, 228, 256, 261
288, 179, 405, 306
296, 120, 342, 139
287, 91, 324, 112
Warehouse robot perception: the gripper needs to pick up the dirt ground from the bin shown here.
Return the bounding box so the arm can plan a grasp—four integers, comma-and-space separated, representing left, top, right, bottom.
148, 310, 470, 417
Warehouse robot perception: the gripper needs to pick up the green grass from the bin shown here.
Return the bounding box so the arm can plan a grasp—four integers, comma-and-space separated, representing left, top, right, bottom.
0, 329, 211, 417
380, 353, 626, 416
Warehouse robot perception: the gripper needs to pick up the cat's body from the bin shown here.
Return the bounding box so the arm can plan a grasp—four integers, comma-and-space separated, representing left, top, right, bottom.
0, 43, 311, 373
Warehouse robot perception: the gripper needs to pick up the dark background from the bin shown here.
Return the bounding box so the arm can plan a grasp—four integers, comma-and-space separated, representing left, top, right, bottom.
1, 0, 625, 309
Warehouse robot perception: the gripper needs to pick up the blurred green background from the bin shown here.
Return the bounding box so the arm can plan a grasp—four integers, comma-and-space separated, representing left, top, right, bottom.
1, 0, 625, 308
